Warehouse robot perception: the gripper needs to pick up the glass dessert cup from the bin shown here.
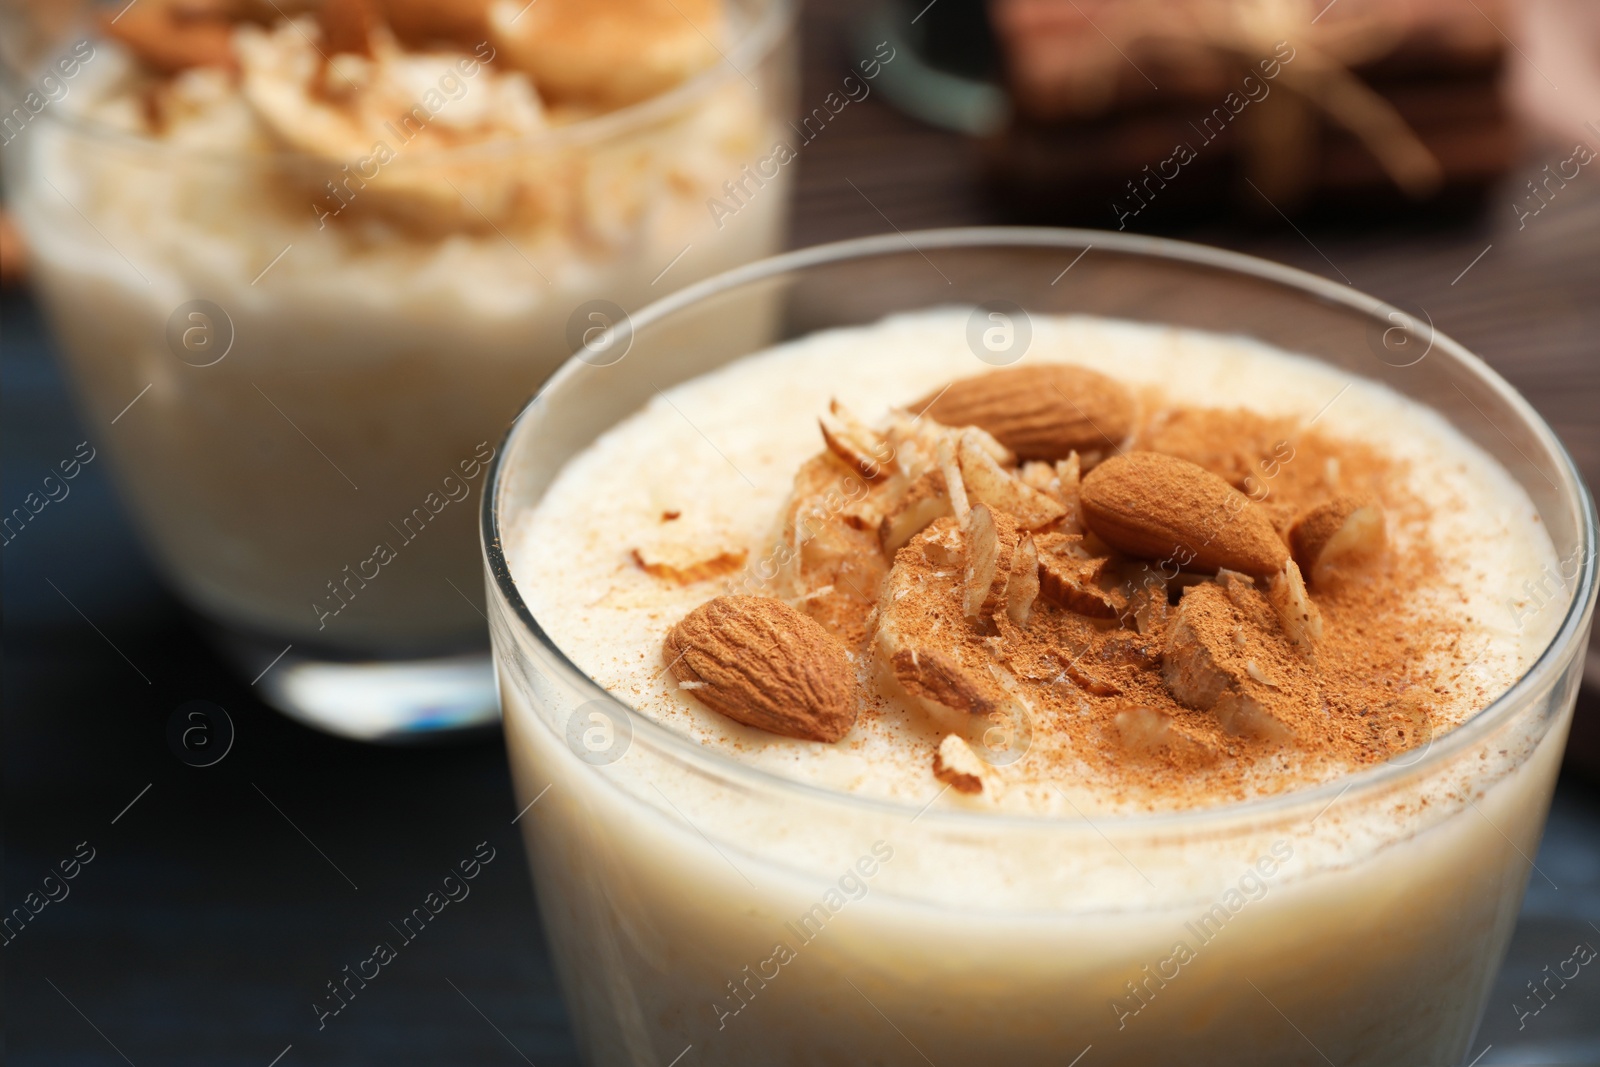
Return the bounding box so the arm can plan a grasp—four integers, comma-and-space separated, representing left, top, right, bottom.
0, 0, 796, 740
483, 230, 1597, 1066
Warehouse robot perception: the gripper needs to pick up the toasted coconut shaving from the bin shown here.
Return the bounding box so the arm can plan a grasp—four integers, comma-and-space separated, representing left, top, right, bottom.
819, 398, 892, 482
956, 430, 1067, 530
878, 469, 951, 556
961, 503, 1019, 619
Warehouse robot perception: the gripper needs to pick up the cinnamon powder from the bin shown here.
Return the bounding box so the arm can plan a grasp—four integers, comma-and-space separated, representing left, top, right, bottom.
767, 395, 1467, 809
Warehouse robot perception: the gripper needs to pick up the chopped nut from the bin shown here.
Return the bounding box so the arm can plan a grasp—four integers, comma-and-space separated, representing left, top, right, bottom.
873, 524, 1005, 717
1162, 583, 1298, 744
633, 544, 747, 584
882, 411, 946, 478
933, 734, 986, 794
1290, 497, 1387, 586
1019, 461, 1057, 494
889, 647, 997, 716
1212, 691, 1294, 744
1035, 533, 1124, 619
1123, 564, 1169, 635
1112, 705, 1219, 764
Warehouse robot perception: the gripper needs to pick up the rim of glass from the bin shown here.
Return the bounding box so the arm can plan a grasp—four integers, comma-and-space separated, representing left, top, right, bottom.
483, 226, 1599, 831
2, 0, 794, 164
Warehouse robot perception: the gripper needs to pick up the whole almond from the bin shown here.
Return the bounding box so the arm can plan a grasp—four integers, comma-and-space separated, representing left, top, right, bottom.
664, 596, 856, 742
912, 365, 1134, 461
1080, 452, 1289, 575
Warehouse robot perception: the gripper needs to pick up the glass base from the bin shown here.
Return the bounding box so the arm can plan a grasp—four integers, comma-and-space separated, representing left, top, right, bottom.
210, 624, 500, 743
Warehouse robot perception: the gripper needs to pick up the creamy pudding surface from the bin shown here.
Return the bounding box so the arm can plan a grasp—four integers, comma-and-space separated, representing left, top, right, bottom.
507, 310, 1563, 816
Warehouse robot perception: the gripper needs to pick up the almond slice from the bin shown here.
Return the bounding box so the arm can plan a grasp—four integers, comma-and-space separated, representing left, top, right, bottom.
633, 544, 747, 585
1054, 452, 1084, 534
1007, 534, 1040, 627
957, 430, 1066, 530
936, 435, 970, 521
962, 503, 1019, 619
1080, 452, 1290, 575
819, 398, 892, 482
664, 596, 856, 742
1290, 497, 1387, 586
911, 365, 1135, 460
959, 424, 1017, 467
882, 411, 946, 478
888, 646, 997, 716
1267, 558, 1323, 652
933, 733, 986, 794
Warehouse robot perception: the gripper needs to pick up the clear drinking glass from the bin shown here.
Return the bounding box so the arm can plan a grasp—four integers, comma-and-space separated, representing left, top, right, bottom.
0, 0, 796, 739
488, 229, 1595, 1066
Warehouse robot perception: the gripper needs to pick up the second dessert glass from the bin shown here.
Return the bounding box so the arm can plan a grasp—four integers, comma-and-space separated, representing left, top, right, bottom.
1, 0, 796, 739
484, 229, 1596, 1066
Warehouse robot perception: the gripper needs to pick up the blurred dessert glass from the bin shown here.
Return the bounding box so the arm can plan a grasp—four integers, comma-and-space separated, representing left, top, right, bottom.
0, 0, 796, 739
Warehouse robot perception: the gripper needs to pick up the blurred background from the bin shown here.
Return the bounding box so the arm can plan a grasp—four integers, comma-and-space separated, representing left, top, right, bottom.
3, 0, 1598, 1062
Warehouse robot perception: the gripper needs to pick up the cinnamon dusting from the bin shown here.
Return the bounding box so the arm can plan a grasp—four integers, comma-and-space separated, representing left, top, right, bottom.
659, 375, 1471, 810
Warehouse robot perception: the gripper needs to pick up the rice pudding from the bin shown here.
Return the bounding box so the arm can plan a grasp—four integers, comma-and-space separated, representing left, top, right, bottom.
5, 0, 793, 664
494, 308, 1587, 1066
